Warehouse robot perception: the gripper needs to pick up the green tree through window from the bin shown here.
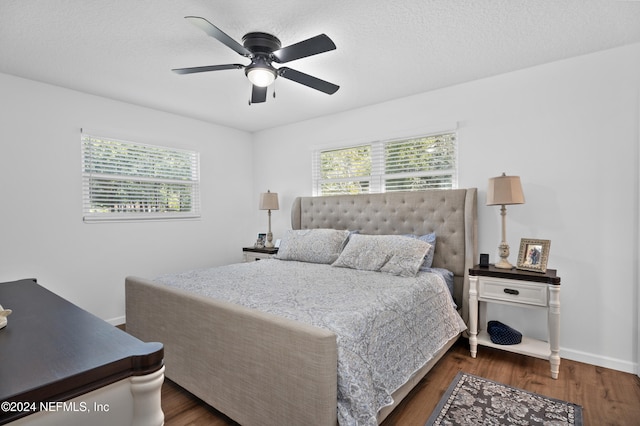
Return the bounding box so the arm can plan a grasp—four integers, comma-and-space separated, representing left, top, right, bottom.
320, 145, 371, 195
81, 134, 200, 221
313, 132, 456, 195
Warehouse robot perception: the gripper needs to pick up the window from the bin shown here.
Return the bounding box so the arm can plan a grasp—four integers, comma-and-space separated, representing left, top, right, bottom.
312, 132, 457, 196
81, 133, 200, 222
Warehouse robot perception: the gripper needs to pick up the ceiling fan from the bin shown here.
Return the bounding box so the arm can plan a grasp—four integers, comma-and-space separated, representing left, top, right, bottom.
172, 17, 340, 104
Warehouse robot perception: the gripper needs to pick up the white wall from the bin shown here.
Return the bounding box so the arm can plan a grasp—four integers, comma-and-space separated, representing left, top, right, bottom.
253, 42, 640, 373
1, 41, 637, 374
0, 73, 254, 324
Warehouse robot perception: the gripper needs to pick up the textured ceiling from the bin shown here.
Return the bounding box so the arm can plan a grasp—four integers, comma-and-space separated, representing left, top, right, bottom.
1, 1, 640, 132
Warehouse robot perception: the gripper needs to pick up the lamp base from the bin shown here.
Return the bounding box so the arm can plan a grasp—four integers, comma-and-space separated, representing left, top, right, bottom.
494, 241, 514, 269
265, 232, 274, 248
493, 258, 514, 269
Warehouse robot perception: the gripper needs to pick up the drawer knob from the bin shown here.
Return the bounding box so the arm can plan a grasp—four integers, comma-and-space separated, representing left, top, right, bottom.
504, 288, 520, 295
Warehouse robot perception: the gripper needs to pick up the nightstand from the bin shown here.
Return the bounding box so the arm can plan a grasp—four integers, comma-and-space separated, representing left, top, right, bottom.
242, 247, 278, 262
468, 265, 561, 379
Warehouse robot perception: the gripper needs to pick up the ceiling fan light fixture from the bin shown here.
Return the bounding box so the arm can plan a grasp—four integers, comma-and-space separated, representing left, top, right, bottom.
247, 67, 276, 87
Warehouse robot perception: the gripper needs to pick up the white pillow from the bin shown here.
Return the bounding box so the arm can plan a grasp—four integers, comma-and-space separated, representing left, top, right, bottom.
275, 229, 350, 264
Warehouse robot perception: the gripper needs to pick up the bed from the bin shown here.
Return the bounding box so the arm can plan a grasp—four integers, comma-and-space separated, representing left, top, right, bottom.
125, 188, 477, 426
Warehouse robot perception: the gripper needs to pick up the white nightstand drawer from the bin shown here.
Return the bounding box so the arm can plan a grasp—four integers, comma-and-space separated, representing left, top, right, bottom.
478, 278, 547, 307
242, 247, 279, 262
243, 252, 274, 262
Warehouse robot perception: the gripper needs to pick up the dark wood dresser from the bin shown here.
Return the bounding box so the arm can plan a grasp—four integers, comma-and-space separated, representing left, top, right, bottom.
0, 279, 164, 425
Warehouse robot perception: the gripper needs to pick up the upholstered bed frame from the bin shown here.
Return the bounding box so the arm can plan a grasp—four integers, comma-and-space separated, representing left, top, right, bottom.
125, 188, 477, 426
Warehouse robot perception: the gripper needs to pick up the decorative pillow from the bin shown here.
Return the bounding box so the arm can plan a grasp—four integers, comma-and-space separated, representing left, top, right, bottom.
332, 234, 431, 277
418, 233, 436, 269
404, 233, 437, 270
275, 229, 350, 264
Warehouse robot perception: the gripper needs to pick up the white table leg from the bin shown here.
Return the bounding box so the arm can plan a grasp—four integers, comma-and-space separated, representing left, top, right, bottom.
469, 276, 479, 358
548, 285, 561, 379
131, 365, 165, 426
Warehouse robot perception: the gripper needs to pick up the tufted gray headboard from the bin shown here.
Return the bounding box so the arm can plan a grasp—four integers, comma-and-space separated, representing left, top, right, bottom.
291, 188, 478, 322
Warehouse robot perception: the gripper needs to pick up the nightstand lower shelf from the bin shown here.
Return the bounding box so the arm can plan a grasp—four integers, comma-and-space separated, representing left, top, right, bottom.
475, 330, 551, 360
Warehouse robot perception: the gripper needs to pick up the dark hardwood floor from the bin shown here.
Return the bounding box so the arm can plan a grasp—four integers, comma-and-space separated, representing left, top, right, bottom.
159, 338, 640, 425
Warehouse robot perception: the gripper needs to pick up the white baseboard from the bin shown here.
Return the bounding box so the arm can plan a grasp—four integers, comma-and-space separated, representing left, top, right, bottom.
105, 315, 126, 327
561, 347, 637, 375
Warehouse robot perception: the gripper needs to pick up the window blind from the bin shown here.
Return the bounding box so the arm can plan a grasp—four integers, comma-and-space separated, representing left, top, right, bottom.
383, 133, 457, 192
312, 132, 457, 196
81, 134, 200, 222
312, 145, 372, 195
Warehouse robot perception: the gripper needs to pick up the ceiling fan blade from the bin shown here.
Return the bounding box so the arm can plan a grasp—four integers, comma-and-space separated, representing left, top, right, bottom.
272, 34, 336, 63
185, 16, 252, 57
278, 67, 339, 95
172, 64, 244, 75
251, 85, 268, 104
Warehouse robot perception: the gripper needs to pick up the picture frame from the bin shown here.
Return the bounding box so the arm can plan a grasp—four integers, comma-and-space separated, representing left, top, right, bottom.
516, 238, 551, 273
255, 233, 266, 248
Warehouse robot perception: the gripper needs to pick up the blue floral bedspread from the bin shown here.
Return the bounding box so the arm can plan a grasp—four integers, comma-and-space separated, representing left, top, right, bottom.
155, 259, 466, 425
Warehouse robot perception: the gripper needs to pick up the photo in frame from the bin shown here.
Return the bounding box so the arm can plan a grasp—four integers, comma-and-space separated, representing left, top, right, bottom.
255, 233, 266, 248
517, 238, 551, 273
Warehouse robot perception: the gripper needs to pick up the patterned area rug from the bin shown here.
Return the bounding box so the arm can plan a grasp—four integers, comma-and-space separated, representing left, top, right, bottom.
426, 372, 583, 425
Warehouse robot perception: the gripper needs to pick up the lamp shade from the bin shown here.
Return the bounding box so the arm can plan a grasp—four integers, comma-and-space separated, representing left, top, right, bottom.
259, 190, 279, 210
486, 173, 525, 206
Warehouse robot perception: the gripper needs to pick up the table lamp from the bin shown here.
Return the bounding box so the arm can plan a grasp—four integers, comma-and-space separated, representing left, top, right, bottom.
259, 190, 279, 248
486, 173, 525, 269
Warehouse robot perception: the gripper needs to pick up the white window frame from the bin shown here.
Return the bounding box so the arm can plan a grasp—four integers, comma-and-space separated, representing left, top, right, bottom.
312, 131, 457, 196
81, 133, 201, 222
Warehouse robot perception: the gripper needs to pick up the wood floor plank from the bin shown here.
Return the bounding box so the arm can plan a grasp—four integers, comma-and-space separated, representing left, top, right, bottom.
162, 379, 238, 426
160, 338, 640, 425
